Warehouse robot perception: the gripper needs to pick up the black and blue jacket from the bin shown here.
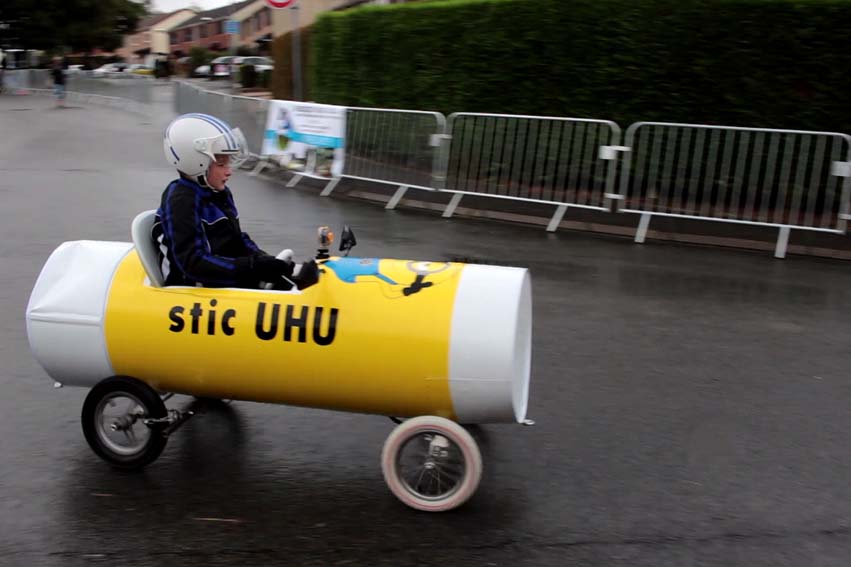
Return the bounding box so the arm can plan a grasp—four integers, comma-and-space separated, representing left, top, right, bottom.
154, 177, 268, 287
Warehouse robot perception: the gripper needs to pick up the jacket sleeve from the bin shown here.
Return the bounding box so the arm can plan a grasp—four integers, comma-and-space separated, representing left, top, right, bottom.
225, 190, 266, 255
160, 184, 254, 286
242, 232, 264, 255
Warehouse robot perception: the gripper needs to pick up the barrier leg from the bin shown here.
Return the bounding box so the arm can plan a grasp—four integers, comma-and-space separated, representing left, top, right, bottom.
442, 193, 464, 219
635, 213, 652, 243
386, 185, 409, 210
775, 226, 791, 259
286, 174, 303, 188
249, 158, 270, 177
321, 177, 341, 197
547, 205, 568, 233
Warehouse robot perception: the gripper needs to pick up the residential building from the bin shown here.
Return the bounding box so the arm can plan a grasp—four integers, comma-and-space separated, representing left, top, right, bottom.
169, 0, 273, 57
270, 0, 418, 37
118, 9, 197, 65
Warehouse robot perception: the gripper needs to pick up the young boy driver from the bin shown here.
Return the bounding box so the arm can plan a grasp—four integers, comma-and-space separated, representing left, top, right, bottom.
155, 113, 317, 289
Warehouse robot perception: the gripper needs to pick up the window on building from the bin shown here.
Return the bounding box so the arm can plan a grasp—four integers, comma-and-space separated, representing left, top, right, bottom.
200, 24, 208, 38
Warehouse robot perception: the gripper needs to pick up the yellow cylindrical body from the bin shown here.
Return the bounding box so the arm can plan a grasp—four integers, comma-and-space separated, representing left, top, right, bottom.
27, 241, 531, 423
106, 254, 463, 419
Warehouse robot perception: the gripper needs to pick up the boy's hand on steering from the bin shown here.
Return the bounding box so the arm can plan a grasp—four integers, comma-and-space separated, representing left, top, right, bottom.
292, 259, 320, 290
252, 255, 294, 282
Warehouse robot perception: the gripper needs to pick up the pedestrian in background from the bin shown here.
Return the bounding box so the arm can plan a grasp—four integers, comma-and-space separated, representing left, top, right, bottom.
51, 57, 65, 108
0, 53, 6, 94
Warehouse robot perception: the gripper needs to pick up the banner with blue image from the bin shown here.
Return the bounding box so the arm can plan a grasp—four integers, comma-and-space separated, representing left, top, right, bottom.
262, 100, 346, 178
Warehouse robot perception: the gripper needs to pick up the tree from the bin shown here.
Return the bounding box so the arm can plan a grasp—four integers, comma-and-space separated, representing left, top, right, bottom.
0, 0, 145, 52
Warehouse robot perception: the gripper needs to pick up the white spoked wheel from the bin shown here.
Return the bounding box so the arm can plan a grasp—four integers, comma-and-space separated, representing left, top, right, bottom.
81, 376, 168, 470
381, 415, 482, 512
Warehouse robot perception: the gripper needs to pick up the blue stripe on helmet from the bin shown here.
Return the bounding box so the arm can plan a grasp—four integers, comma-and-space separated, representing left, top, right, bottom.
205, 115, 238, 151
185, 113, 237, 150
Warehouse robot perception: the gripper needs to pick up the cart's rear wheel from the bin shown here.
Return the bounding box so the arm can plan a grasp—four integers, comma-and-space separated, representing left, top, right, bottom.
81, 376, 168, 470
381, 415, 482, 512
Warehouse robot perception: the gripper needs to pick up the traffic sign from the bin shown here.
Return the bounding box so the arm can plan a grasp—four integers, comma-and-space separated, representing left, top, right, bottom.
266, 0, 297, 8
225, 20, 239, 35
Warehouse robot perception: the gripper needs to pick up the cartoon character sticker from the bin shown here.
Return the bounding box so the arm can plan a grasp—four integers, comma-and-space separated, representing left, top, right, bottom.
323, 258, 456, 299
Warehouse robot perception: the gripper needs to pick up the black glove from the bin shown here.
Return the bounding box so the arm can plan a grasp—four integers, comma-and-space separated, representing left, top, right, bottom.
251, 255, 294, 283
291, 259, 320, 290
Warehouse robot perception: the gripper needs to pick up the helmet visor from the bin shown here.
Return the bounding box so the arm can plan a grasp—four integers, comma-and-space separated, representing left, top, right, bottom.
202, 127, 250, 168
226, 127, 250, 168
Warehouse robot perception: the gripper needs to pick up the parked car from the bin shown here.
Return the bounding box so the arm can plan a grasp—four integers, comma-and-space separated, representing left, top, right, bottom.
209, 56, 238, 79
231, 56, 274, 75
192, 64, 210, 77
92, 63, 128, 77
128, 64, 153, 75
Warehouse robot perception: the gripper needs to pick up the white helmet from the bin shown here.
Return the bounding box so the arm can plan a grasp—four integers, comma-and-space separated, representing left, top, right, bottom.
163, 113, 248, 185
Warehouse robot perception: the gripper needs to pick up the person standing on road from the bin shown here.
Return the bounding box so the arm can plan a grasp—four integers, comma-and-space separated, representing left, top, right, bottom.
51, 57, 66, 107
155, 113, 319, 289
0, 53, 6, 94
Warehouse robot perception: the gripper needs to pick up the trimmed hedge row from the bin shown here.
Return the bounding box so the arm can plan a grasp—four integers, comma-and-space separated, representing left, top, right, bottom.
310, 0, 851, 132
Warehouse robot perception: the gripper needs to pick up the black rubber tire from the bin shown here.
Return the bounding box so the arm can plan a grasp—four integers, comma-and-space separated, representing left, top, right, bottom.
81, 376, 168, 470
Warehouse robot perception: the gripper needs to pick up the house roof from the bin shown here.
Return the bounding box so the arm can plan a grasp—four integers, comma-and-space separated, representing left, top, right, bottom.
333, 0, 407, 10
333, 0, 373, 9
138, 13, 173, 30
137, 9, 196, 31
178, 0, 258, 28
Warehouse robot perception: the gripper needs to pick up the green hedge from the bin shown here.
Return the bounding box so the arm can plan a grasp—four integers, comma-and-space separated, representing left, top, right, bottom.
240, 64, 257, 88
311, 0, 851, 131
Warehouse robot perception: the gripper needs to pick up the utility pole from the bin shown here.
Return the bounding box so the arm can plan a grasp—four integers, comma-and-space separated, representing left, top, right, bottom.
291, 4, 301, 101
265, 0, 300, 100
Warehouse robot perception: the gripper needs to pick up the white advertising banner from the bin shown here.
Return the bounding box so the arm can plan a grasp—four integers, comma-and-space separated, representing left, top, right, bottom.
262, 100, 346, 178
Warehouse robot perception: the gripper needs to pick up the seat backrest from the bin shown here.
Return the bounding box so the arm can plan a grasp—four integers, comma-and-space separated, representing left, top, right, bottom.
131, 209, 165, 287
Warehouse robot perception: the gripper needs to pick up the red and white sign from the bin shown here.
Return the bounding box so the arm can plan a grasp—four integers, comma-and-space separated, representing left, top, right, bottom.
266, 0, 296, 8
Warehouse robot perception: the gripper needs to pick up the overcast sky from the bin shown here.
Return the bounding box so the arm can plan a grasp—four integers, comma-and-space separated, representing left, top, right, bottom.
149, 0, 234, 14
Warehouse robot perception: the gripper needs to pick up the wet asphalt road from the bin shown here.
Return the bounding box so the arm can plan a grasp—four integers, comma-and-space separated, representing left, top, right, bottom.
2, 90, 851, 566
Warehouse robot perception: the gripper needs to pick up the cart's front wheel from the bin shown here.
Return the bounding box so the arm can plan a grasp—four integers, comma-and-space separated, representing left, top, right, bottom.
81, 376, 168, 470
381, 415, 482, 512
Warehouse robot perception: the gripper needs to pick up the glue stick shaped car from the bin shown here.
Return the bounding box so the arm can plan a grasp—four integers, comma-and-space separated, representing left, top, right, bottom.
25, 219, 533, 512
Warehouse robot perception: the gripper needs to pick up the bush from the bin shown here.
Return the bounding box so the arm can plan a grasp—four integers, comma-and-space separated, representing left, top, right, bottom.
240, 64, 257, 88
188, 46, 214, 74
259, 69, 272, 89
311, 0, 851, 131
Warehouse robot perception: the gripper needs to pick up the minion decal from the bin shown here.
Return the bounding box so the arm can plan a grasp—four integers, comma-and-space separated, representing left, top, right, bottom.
323, 258, 457, 298
323, 258, 397, 285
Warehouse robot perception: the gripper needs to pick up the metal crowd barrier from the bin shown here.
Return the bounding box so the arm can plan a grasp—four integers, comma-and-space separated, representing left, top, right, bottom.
441, 113, 622, 228
340, 107, 446, 207
174, 82, 446, 200
2, 69, 153, 113
230, 95, 271, 159
172, 80, 851, 258
66, 73, 153, 105
618, 122, 851, 257
1, 69, 50, 92
174, 81, 270, 159
19, 89, 150, 115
